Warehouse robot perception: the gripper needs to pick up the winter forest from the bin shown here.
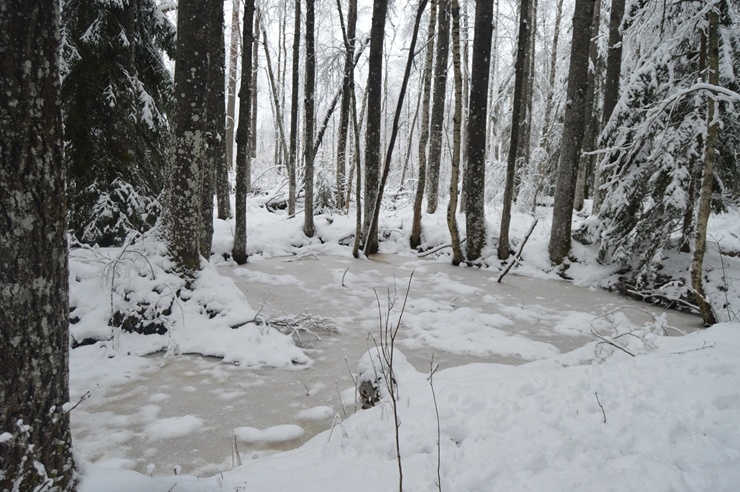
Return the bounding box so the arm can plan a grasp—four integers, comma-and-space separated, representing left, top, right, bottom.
2, 0, 740, 490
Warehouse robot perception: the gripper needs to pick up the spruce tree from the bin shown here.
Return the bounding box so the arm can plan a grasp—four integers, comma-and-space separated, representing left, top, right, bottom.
62, 0, 175, 246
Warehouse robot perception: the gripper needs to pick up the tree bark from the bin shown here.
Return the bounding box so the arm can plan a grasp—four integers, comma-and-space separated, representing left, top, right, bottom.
691, 6, 719, 326
249, 8, 260, 163
361, 0, 389, 250
0, 1, 76, 489
364, 0, 429, 256
303, 0, 316, 237
287, 0, 301, 216
574, 0, 602, 212
335, 0, 358, 210
204, 0, 229, 253
464, 0, 495, 262
447, 0, 464, 265
548, 0, 596, 264
426, 0, 451, 214
410, 0, 438, 249
233, 0, 255, 265
226, 0, 240, 173
169, 0, 210, 272
499, 0, 532, 260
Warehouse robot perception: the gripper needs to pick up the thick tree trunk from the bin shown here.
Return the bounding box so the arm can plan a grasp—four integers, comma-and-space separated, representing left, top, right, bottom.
592, 0, 625, 213
170, 0, 210, 272
226, 0, 240, 172
233, 0, 255, 265
303, 0, 316, 237
287, 0, 301, 216
336, 0, 358, 210
464, 0, 495, 262
548, 0, 596, 264
361, 0, 389, 250
410, 0, 438, 249
0, 2, 75, 489
426, 0, 451, 215
573, 0, 602, 212
447, 0, 464, 265
691, 7, 719, 326
499, 0, 532, 260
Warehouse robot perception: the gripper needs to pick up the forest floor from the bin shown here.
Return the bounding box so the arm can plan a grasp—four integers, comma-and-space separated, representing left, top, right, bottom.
70, 194, 740, 491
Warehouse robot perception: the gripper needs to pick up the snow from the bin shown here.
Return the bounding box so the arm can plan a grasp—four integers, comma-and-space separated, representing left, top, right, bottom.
70, 191, 739, 491
233, 425, 305, 444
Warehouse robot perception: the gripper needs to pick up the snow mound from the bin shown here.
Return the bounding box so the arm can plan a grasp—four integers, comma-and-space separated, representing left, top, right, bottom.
144, 415, 204, 440
234, 424, 305, 443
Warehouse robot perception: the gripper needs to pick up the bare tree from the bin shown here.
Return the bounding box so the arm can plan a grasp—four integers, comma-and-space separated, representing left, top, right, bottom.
464, 0, 495, 262
0, 1, 75, 488
426, 0, 451, 214
287, 0, 301, 216
303, 0, 317, 237
499, 0, 533, 260
361, 0, 389, 252
364, 0, 429, 256
233, 0, 255, 265
691, 6, 720, 326
548, 0, 596, 264
335, 0, 358, 210
250, 8, 261, 163
226, 0, 241, 172
410, 0, 439, 249
447, 0, 465, 265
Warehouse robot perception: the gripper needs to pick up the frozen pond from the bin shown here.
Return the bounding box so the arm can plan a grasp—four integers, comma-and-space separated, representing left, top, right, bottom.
71, 254, 702, 477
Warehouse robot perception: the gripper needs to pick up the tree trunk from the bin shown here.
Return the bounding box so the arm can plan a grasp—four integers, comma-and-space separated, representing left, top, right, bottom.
204, 0, 229, 253
0, 2, 75, 488
262, 27, 289, 170
573, 0, 602, 212
336, 0, 358, 210
249, 8, 260, 164
426, 0, 451, 215
364, 0, 429, 256
447, 0, 464, 265
464, 0, 495, 262
287, 0, 301, 216
226, 0, 240, 172
233, 0, 255, 265
532, 0, 564, 212
303, 0, 316, 237
499, 0, 532, 260
592, 0, 625, 213
548, 0, 596, 264
169, 0, 210, 272
691, 7, 719, 326
361, 0, 389, 249
410, 0, 438, 249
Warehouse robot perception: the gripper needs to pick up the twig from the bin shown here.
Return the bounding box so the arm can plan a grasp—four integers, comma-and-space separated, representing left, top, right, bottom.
64, 390, 91, 414
341, 266, 350, 287
595, 392, 606, 423
428, 355, 442, 492
591, 329, 636, 357
670, 340, 716, 354
335, 380, 348, 420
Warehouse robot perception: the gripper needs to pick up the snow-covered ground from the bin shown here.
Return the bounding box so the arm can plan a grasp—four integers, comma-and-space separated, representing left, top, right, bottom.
70, 195, 740, 491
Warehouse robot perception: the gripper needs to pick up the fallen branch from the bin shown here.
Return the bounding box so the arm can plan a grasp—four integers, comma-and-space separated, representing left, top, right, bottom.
418, 237, 467, 258
498, 219, 538, 283
591, 328, 636, 357
595, 392, 606, 423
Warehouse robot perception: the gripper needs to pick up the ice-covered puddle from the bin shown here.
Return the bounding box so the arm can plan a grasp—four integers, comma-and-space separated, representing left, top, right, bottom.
71, 254, 702, 478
